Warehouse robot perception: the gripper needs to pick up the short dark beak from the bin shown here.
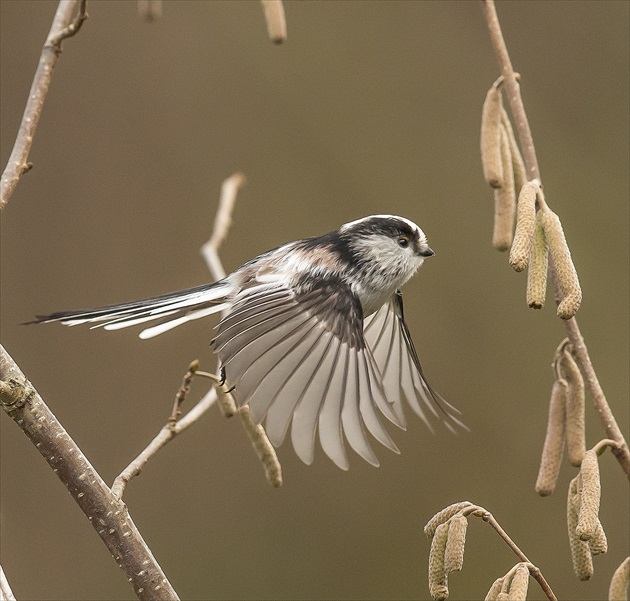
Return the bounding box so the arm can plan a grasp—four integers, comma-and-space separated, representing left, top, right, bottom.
419, 247, 435, 257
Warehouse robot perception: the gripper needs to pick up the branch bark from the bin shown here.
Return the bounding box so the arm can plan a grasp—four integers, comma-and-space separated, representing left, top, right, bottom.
0, 0, 88, 211
0, 346, 180, 601
481, 0, 630, 478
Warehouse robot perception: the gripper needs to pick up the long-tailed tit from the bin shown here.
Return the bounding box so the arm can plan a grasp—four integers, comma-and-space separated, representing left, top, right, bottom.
34, 215, 465, 469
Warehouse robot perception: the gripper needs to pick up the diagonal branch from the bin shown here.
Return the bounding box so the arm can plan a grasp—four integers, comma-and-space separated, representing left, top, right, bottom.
0, 345, 179, 601
1, 0, 88, 211
481, 0, 630, 478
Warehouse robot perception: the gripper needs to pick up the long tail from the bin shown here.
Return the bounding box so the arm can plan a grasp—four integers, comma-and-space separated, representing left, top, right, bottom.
29, 280, 233, 339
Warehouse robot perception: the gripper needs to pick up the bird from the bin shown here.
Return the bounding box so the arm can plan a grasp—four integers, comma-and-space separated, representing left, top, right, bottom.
33, 214, 465, 469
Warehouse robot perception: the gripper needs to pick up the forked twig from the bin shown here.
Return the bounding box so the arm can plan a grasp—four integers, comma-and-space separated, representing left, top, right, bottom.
111, 361, 218, 500
481, 0, 629, 478
0, 0, 88, 210
112, 172, 280, 497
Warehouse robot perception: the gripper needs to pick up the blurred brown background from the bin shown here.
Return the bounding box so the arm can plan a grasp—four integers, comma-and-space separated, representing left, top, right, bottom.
1, 1, 628, 600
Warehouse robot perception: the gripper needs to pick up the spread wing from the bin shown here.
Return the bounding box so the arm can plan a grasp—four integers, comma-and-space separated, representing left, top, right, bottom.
363, 291, 466, 434
213, 275, 405, 470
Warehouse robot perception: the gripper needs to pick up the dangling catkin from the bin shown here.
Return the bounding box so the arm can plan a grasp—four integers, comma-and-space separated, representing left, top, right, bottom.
609, 557, 630, 601
444, 515, 468, 574
507, 564, 530, 601
567, 477, 594, 581
527, 212, 548, 309
424, 502, 472, 539
576, 450, 601, 541
588, 518, 608, 556
535, 378, 567, 496
484, 577, 504, 601
501, 107, 527, 194
540, 209, 582, 319
509, 182, 538, 271
561, 349, 586, 467
492, 126, 516, 251
481, 85, 504, 188
429, 522, 450, 601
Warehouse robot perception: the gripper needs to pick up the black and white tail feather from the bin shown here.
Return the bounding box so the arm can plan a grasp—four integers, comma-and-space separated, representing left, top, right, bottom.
32, 215, 466, 469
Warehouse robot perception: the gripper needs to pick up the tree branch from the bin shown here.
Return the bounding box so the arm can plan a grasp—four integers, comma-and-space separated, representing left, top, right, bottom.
0, 345, 179, 601
462, 505, 557, 601
0, 0, 88, 211
481, 0, 630, 478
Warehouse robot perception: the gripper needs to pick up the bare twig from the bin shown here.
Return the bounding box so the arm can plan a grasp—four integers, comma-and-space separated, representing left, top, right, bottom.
138, 0, 162, 22
461, 504, 557, 601
111, 368, 217, 500
481, 0, 630, 478
200, 172, 247, 280
169, 360, 200, 424
200, 173, 283, 487
260, 0, 287, 44
0, 345, 179, 601
0, 0, 88, 211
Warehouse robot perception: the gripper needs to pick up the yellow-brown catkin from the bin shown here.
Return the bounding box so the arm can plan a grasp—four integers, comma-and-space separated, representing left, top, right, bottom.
444, 515, 467, 574
429, 522, 450, 601
560, 349, 586, 467
535, 378, 567, 496
567, 477, 594, 581
540, 210, 582, 319
507, 564, 530, 601
424, 502, 472, 539
493, 126, 516, 251
216, 380, 237, 417
609, 557, 630, 601
509, 182, 538, 272
527, 211, 549, 309
588, 519, 608, 556
481, 85, 504, 188
501, 108, 527, 194
576, 450, 601, 541
484, 577, 504, 601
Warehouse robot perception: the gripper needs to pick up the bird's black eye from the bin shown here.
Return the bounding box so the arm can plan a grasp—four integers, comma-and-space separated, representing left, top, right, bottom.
397, 236, 409, 248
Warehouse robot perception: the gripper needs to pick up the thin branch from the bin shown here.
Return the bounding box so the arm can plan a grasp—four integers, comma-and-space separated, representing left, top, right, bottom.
200, 172, 247, 281
0, 0, 88, 211
200, 173, 282, 488
0, 345, 179, 601
111, 172, 265, 498
481, 0, 630, 479
462, 504, 557, 601
111, 368, 218, 500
